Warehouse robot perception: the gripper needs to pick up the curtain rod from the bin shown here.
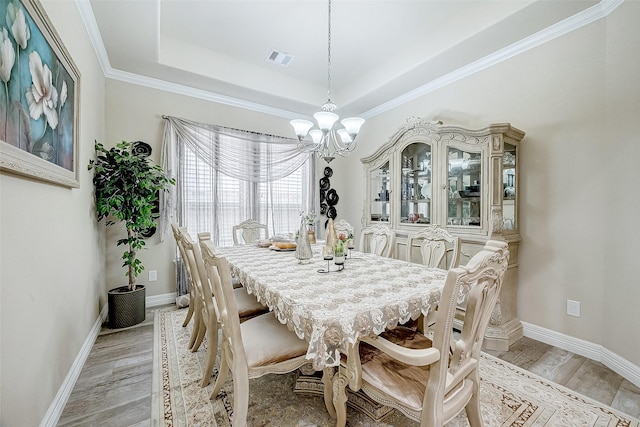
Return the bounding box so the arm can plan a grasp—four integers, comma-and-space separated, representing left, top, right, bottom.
162, 115, 294, 141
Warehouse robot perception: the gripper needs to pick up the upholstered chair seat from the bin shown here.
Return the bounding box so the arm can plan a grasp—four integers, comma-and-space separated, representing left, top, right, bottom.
240, 314, 309, 367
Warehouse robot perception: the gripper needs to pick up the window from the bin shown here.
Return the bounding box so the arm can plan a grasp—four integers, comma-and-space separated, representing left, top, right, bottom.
173, 122, 313, 247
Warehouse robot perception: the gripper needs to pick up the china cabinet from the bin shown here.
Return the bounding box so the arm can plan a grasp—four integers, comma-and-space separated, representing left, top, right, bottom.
361, 117, 525, 350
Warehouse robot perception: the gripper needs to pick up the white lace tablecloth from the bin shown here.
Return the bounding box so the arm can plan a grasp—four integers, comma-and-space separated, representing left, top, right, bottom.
217, 244, 447, 370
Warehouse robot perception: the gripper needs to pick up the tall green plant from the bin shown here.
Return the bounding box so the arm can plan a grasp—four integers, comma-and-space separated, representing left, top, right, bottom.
88, 140, 175, 290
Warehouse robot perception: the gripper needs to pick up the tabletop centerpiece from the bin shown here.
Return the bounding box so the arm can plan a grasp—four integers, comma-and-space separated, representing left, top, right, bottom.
300, 210, 318, 244
334, 233, 347, 266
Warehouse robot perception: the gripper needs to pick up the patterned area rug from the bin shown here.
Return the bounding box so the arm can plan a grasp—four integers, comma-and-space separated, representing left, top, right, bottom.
152, 308, 640, 427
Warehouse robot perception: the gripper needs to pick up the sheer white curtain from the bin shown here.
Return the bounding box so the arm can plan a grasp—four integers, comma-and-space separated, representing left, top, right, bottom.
160, 115, 315, 244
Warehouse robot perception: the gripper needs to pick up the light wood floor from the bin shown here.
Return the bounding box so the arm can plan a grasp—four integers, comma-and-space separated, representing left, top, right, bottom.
57, 304, 640, 426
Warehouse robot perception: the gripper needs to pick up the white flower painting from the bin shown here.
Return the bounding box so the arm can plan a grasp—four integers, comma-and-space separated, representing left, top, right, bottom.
0, 0, 77, 180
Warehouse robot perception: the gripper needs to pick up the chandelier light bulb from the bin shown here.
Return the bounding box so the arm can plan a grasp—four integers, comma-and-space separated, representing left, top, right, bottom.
340, 117, 365, 139
336, 128, 351, 143
309, 129, 324, 145
314, 111, 339, 132
290, 119, 314, 141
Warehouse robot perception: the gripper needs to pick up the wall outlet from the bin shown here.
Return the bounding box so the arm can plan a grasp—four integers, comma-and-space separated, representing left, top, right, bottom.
567, 299, 581, 317
148, 270, 158, 282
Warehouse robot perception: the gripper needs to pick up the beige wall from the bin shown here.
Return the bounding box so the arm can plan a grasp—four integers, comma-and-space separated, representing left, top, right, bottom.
0, 1, 106, 426
601, 2, 640, 364
337, 2, 640, 366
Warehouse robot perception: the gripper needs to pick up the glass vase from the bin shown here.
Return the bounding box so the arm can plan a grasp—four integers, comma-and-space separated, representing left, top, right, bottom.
295, 221, 313, 264
307, 230, 317, 244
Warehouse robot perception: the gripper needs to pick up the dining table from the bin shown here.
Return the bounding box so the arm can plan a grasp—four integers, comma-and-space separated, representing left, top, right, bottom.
216, 243, 448, 372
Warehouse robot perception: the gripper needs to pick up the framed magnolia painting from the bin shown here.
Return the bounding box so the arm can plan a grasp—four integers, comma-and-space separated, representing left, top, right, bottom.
0, 0, 80, 188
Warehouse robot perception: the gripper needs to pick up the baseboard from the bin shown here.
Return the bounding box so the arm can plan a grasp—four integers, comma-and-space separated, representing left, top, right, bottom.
40, 293, 175, 426
522, 321, 640, 388
39, 304, 108, 427
147, 292, 177, 307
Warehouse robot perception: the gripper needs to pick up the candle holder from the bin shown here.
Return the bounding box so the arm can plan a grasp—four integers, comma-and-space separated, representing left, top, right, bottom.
318, 246, 334, 273
347, 239, 355, 259
334, 251, 345, 272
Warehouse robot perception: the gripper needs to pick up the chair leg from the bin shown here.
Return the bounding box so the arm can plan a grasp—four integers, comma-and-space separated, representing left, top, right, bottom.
321, 367, 336, 417
210, 352, 229, 399
191, 318, 206, 352
201, 325, 219, 387
188, 310, 201, 349
182, 302, 194, 327
332, 368, 349, 427
465, 376, 483, 427
231, 370, 250, 427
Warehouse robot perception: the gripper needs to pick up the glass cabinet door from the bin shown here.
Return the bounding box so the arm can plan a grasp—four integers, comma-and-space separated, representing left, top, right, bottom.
369, 161, 390, 223
502, 142, 517, 230
400, 143, 432, 224
447, 147, 482, 227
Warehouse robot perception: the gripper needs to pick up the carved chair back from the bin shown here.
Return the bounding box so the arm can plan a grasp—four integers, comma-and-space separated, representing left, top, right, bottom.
359, 224, 395, 258
232, 219, 269, 245
173, 225, 212, 353
171, 223, 197, 328
333, 219, 354, 240
407, 225, 461, 269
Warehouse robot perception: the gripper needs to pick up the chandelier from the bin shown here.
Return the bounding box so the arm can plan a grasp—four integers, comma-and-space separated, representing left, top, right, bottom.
290, 0, 365, 163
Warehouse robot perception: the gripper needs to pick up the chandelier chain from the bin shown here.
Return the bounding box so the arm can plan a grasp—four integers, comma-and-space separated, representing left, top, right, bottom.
327, 0, 332, 103
289, 0, 364, 163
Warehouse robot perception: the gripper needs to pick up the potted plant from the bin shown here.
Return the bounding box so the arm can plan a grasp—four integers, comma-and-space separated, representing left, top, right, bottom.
88, 140, 175, 328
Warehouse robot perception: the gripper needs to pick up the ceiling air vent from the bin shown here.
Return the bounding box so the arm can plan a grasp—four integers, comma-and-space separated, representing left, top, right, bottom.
267, 49, 294, 67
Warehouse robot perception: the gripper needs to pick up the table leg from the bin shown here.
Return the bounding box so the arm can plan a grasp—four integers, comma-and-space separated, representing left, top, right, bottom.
332, 367, 349, 427
322, 367, 337, 417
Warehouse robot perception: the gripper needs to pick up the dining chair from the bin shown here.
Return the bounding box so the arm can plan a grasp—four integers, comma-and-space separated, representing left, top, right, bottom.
232, 219, 269, 245
406, 225, 461, 270
333, 219, 354, 239
359, 224, 395, 258
199, 239, 311, 426
325, 240, 510, 427
178, 231, 268, 386
405, 226, 461, 332
171, 223, 204, 349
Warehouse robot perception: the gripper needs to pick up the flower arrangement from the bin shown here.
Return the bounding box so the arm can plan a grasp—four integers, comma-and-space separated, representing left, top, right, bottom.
335, 233, 348, 255
300, 210, 318, 230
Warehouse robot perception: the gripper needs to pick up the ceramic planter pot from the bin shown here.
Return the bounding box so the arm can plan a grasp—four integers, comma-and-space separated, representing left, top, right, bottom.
108, 285, 146, 329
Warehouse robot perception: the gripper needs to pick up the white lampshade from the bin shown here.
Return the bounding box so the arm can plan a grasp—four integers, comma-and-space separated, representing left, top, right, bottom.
340, 117, 365, 137
290, 119, 314, 140
309, 129, 324, 145
314, 111, 339, 132
336, 129, 352, 143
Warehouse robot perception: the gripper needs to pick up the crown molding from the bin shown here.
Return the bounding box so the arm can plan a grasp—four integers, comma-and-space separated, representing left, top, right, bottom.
75, 0, 110, 75
75, 0, 623, 121
361, 0, 624, 119
106, 68, 302, 120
